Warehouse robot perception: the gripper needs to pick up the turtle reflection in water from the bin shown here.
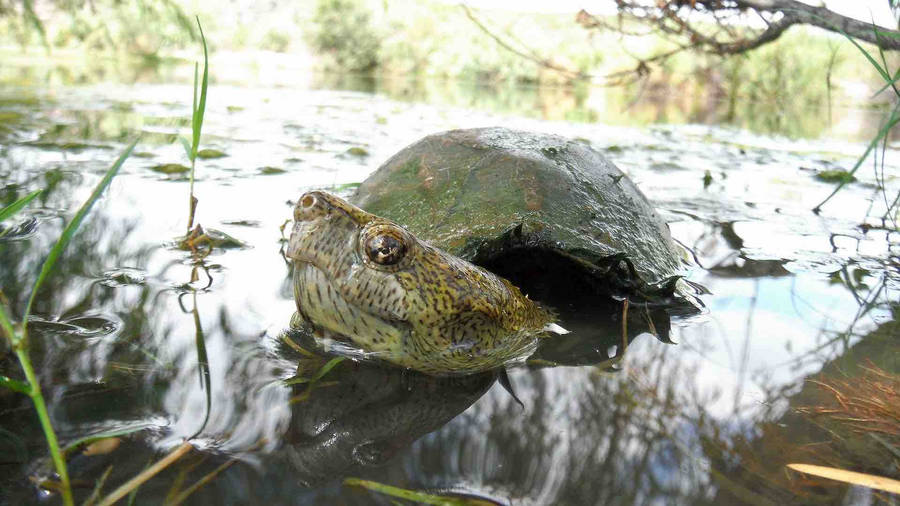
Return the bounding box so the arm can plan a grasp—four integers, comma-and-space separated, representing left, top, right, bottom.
287, 127, 699, 375
284, 352, 495, 486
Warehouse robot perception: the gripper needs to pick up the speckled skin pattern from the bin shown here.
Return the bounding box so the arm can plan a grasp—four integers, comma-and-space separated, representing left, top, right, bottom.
287, 190, 553, 375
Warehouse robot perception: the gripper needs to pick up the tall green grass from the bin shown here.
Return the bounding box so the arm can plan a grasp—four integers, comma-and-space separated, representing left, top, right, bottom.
0, 139, 138, 506
181, 18, 209, 234
812, 22, 900, 228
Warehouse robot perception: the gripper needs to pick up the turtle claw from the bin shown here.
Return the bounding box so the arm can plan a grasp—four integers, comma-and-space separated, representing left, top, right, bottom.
498, 368, 525, 410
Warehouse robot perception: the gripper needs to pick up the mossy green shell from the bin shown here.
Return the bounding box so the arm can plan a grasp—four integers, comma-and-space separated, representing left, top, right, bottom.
352, 127, 687, 297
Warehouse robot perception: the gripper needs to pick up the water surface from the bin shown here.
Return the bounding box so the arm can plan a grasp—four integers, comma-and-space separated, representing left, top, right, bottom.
0, 54, 897, 505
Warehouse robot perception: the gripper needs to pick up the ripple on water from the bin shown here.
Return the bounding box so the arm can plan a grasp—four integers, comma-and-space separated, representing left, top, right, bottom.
99, 267, 148, 287
0, 216, 38, 241
29, 314, 121, 339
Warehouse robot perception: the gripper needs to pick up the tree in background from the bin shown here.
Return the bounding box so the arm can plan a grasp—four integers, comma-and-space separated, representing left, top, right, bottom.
307, 0, 381, 72
577, 0, 900, 77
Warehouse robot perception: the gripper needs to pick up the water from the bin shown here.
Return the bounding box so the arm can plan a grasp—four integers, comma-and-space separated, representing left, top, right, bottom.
1, 53, 898, 505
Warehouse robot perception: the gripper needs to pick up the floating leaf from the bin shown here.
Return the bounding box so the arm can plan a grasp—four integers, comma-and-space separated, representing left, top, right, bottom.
24, 141, 113, 151
195, 149, 226, 159
346, 146, 369, 157
259, 166, 286, 175
0, 111, 24, 123
815, 169, 856, 184
82, 438, 121, 456
151, 163, 191, 174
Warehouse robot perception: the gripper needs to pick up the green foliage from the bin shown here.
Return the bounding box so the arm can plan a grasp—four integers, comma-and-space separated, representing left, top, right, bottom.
182, 17, 209, 233
810, 22, 900, 221
189, 21, 209, 164
1, 0, 196, 54
308, 0, 381, 72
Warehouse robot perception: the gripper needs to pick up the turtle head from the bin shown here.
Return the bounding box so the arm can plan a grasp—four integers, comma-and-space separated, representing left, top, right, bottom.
287, 190, 417, 326
287, 191, 553, 374
288, 190, 415, 273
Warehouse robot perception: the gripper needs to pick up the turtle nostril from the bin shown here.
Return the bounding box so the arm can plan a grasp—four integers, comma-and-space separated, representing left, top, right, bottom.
301, 194, 316, 208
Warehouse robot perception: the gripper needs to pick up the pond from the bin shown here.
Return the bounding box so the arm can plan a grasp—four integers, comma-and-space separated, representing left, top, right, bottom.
1, 53, 898, 505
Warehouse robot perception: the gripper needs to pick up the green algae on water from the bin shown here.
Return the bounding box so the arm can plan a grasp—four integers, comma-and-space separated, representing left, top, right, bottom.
151, 163, 191, 174
815, 169, 856, 184
196, 148, 227, 159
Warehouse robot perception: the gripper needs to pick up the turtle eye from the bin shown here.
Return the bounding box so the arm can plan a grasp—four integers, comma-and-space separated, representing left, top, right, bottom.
364, 233, 407, 266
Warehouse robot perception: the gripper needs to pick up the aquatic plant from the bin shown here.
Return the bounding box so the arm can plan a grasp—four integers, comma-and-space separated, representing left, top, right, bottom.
813, 23, 900, 230
175, 16, 214, 444
0, 139, 138, 506
180, 17, 209, 236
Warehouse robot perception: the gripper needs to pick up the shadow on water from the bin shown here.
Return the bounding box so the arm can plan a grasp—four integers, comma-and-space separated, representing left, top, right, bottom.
1, 55, 898, 504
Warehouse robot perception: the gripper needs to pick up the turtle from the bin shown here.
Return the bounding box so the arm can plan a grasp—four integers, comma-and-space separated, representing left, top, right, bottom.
286, 127, 700, 376
351, 127, 699, 309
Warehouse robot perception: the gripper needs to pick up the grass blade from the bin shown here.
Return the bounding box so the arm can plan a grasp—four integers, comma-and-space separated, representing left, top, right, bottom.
0, 375, 31, 395
179, 136, 193, 161
21, 139, 138, 334
787, 464, 900, 494
814, 102, 900, 212
0, 302, 16, 343
188, 291, 212, 440
283, 356, 345, 386
186, 18, 208, 232
0, 190, 41, 223
167, 457, 237, 505
190, 62, 198, 159
840, 28, 890, 82
344, 478, 498, 505
97, 441, 193, 506
83, 465, 114, 506
190, 18, 209, 159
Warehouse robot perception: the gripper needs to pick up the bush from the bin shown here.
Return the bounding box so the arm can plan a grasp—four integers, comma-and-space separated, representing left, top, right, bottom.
307, 0, 381, 72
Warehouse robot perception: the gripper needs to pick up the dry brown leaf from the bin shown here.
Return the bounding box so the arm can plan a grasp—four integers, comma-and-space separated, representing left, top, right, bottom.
82, 438, 121, 456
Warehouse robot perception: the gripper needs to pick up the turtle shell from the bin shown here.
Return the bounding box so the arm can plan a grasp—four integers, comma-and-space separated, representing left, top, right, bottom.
352, 127, 696, 308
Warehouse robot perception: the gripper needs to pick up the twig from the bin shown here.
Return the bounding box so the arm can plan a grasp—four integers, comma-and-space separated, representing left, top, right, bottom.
97, 442, 193, 506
